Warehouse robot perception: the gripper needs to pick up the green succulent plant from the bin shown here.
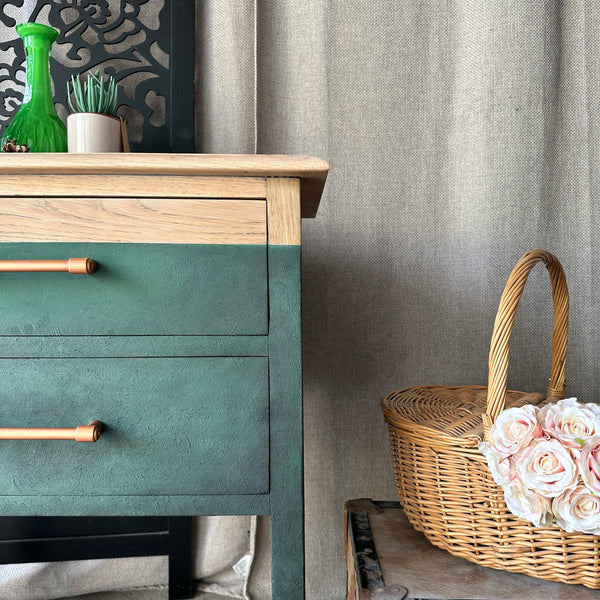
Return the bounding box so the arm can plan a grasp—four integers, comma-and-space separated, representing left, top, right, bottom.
67, 70, 119, 116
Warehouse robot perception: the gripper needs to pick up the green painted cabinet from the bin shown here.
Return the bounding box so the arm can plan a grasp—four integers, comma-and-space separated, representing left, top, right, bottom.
0, 154, 328, 600
0, 243, 268, 335
0, 356, 269, 497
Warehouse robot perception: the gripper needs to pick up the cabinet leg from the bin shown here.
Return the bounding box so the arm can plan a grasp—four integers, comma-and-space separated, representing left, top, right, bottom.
167, 517, 194, 600
271, 510, 305, 600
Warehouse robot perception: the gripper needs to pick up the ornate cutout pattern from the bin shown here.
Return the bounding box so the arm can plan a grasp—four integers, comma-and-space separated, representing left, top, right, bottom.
0, 1, 191, 151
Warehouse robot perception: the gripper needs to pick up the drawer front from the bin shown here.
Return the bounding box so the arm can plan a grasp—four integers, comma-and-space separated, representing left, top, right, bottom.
0, 243, 267, 335
0, 357, 269, 497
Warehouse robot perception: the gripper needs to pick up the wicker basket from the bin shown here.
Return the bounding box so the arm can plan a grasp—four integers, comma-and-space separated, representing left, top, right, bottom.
381, 249, 600, 589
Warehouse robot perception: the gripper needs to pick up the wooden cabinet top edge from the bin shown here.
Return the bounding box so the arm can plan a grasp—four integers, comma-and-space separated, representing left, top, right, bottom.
0, 154, 329, 218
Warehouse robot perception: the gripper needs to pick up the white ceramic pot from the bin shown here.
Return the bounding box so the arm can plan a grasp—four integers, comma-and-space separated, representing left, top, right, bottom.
67, 113, 123, 153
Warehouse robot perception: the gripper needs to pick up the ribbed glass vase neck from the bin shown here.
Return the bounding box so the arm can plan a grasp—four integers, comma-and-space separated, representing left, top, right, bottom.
18, 23, 57, 110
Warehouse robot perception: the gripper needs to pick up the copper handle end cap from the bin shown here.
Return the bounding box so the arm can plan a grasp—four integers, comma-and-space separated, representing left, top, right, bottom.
68, 258, 98, 274
75, 420, 104, 442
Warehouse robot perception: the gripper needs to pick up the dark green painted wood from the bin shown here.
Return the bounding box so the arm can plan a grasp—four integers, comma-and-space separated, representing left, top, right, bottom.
0, 357, 269, 497
0, 494, 270, 517
267, 245, 304, 600
0, 335, 268, 358
0, 243, 267, 335
0, 238, 306, 599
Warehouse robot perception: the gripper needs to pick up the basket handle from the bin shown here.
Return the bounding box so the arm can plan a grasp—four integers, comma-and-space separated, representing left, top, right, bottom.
483, 250, 569, 440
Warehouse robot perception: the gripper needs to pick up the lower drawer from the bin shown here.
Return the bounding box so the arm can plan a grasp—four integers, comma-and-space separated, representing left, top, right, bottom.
0, 357, 269, 497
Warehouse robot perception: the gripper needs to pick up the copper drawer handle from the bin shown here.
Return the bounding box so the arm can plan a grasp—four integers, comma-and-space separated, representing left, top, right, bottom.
0, 420, 104, 443
0, 258, 97, 274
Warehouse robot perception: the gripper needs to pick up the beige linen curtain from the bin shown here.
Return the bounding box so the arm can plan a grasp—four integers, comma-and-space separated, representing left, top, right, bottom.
199, 1, 600, 599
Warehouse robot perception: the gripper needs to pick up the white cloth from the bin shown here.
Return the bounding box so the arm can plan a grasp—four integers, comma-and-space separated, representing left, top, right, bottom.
0, 516, 256, 600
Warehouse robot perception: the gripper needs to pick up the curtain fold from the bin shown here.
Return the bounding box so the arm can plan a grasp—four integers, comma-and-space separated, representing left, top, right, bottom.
196, 0, 256, 153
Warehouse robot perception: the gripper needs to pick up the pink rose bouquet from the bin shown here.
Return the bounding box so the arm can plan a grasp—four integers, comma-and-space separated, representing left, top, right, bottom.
479, 398, 600, 534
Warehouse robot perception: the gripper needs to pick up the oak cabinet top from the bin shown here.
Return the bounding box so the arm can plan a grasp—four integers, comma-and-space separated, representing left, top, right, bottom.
0, 153, 329, 218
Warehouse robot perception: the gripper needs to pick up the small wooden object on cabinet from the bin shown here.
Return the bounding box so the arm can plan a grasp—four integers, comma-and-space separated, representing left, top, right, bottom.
0, 153, 328, 600
345, 500, 600, 600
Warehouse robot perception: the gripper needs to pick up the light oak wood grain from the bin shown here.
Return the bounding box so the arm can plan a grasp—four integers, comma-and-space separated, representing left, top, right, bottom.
0, 175, 267, 200
267, 178, 301, 246
0, 197, 266, 244
0, 153, 328, 217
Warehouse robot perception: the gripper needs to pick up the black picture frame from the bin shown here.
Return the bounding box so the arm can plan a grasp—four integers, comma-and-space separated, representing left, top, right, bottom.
169, 2, 196, 153
0, 1, 195, 153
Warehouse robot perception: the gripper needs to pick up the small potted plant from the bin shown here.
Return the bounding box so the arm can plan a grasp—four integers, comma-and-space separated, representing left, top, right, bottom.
66, 70, 123, 152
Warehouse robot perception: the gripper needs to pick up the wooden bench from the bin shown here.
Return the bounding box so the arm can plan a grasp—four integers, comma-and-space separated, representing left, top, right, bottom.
345, 499, 600, 600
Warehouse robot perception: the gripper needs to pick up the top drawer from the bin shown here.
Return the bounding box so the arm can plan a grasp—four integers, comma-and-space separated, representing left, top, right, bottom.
0, 198, 268, 336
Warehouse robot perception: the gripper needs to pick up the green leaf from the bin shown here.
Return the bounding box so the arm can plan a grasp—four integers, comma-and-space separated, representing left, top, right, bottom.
67, 79, 75, 113
71, 74, 86, 112
68, 69, 119, 115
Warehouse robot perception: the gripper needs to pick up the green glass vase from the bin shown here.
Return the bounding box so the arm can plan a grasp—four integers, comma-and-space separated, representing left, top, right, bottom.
2, 23, 67, 152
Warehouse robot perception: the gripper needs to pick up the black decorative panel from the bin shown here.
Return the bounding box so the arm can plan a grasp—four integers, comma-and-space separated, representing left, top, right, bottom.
0, 1, 194, 152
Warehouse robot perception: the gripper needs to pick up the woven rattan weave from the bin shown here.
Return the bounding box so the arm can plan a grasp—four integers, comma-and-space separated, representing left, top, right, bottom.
381, 250, 600, 589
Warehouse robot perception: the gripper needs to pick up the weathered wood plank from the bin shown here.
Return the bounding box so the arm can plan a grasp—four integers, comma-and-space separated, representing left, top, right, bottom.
346, 501, 600, 599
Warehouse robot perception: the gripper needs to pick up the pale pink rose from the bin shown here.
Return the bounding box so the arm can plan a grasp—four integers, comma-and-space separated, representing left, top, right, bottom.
478, 441, 513, 486
585, 401, 600, 419
579, 435, 600, 494
514, 439, 577, 497
540, 397, 600, 448
502, 478, 552, 527
486, 405, 542, 458
552, 480, 600, 534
